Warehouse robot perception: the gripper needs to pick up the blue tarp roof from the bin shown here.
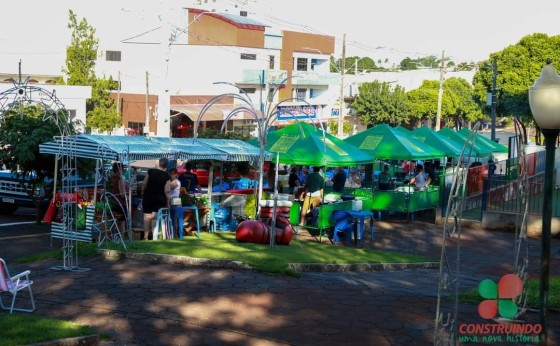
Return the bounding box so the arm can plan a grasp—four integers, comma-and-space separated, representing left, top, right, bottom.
40, 135, 269, 162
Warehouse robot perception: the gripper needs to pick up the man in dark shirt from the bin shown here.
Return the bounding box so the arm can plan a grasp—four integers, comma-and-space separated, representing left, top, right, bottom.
331, 167, 346, 193
299, 166, 325, 226
179, 162, 201, 193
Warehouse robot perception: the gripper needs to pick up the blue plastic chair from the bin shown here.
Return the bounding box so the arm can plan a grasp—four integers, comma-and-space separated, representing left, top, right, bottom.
331, 210, 357, 245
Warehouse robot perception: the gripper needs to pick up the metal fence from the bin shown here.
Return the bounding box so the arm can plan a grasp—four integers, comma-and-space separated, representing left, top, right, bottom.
439, 150, 557, 219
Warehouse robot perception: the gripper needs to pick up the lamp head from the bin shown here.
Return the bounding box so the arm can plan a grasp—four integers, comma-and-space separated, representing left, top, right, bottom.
529, 61, 560, 129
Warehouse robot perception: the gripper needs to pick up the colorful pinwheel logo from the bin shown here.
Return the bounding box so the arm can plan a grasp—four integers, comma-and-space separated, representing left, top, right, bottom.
477, 274, 523, 319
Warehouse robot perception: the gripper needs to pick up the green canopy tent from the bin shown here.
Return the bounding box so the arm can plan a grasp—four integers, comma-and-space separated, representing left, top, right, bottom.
410, 126, 463, 157
437, 127, 495, 157
457, 128, 509, 154
249, 122, 373, 166
394, 125, 411, 133
344, 124, 445, 160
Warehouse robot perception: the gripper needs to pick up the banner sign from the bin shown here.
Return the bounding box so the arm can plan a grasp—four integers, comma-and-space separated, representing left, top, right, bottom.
277, 105, 318, 120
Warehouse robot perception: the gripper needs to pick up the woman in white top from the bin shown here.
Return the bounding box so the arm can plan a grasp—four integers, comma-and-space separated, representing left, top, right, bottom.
168, 168, 182, 236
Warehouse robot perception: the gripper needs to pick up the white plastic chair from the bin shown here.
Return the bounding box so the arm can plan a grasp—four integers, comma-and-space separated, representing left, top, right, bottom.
0, 258, 35, 313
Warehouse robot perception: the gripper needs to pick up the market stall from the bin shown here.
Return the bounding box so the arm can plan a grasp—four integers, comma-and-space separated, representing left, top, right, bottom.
343, 125, 446, 220
40, 134, 176, 247
253, 122, 375, 241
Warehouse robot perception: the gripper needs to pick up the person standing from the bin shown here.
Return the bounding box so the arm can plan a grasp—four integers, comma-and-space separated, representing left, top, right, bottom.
297, 166, 308, 187
331, 167, 347, 193
378, 165, 393, 190
168, 168, 181, 237
410, 164, 431, 190
141, 158, 171, 240
179, 162, 201, 193
299, 166, 324, 226
288, 167, 300, 193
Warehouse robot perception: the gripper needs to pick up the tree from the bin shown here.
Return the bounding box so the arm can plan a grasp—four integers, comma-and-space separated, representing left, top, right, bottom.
352, 80, 410, 126
327, 118, 353, 135
331, 56, 379, 73
444, 77, 483, 128
0, 106, 76, 222
472, 33, 560, 140
63, 10, 120, 132
406, 78, 482, 128
0, 106, 62, 181
406, 80, 443, 124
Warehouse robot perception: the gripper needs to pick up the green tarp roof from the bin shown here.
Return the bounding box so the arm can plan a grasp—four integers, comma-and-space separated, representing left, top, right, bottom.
438, 127, 495, 157
344, 124, 445, 160
250, 122, 373, 166
410, 126, 463, 157
458, 128, 509, 153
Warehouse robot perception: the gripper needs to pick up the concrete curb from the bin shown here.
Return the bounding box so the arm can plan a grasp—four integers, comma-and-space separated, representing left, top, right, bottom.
288, 261, 439, 272
98, 249, 439, 273
29, 334, 100, 346
98, 249, 254, 271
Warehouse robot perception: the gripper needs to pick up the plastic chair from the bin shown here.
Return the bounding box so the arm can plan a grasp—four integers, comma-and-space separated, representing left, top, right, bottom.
154, 208, 173, 240
331, 210, 357, 245
0, 258, 35, 313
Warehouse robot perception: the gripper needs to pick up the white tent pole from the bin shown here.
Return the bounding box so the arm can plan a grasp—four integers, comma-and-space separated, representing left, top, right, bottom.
270, 152, 279, 248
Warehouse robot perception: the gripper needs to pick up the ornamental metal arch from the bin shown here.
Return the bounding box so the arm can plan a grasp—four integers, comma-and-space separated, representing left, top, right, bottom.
433, 121, 530, 345
0, 64, 85, 271
193, 75, 326, 247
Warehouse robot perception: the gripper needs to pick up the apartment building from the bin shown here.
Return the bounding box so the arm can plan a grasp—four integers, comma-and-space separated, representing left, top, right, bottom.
97, 7, 336, 137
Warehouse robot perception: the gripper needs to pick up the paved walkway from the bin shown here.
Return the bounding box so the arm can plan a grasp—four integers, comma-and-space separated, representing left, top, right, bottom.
6, 218, 560, 345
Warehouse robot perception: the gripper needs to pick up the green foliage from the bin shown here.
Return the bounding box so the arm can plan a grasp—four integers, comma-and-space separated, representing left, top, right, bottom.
63, 10, 97, 86
406, 78, 482, 126
454, 62, 475, 71
86, 78, 120, 132
352, 80, 410, 126
0, 314, 95, 346
331, 56, 380, 73
327, 118, 353, 135
0, 106, 62, 180
444, 77, 484, 125
400, 55, 454, 70
472, 33, 560, 127
197, 127, 250, 141
62, 10, 120, 132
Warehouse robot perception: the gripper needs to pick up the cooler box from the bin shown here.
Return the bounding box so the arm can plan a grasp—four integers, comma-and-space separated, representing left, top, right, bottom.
214, 205, 232, 231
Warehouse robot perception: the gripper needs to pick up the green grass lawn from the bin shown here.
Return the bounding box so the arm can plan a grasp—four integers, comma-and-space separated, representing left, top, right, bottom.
101, 232, 434, 275
0, 314, 96, 346
15, 232, 433, 275
458, 276, 560, 310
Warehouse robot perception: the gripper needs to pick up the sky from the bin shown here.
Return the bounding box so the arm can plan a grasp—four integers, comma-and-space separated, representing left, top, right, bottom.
1, 0, 560, 71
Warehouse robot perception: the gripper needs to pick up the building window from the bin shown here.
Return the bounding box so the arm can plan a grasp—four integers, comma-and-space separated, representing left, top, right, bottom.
269, 55, 275, 70
128, 122, 144, 136
233, 125, 255, 137
68, 109, 77, 121
106, 50, 122, 62
240, 53, 257, 60
240, 10, 247, 17
240, 88, 256, 94
296, 58, 308, 71
296, 88, 306, 100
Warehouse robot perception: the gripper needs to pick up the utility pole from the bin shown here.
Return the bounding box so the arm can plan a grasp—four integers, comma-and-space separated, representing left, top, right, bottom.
435, 50, 445, 131
145, 71, 150, 135
491, 56, 497, 142
337, 33, 346, 138
116, 71, 121, 131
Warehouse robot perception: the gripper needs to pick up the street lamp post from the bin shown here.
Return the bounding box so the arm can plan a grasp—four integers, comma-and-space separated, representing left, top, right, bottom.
528, 61, 560, 345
